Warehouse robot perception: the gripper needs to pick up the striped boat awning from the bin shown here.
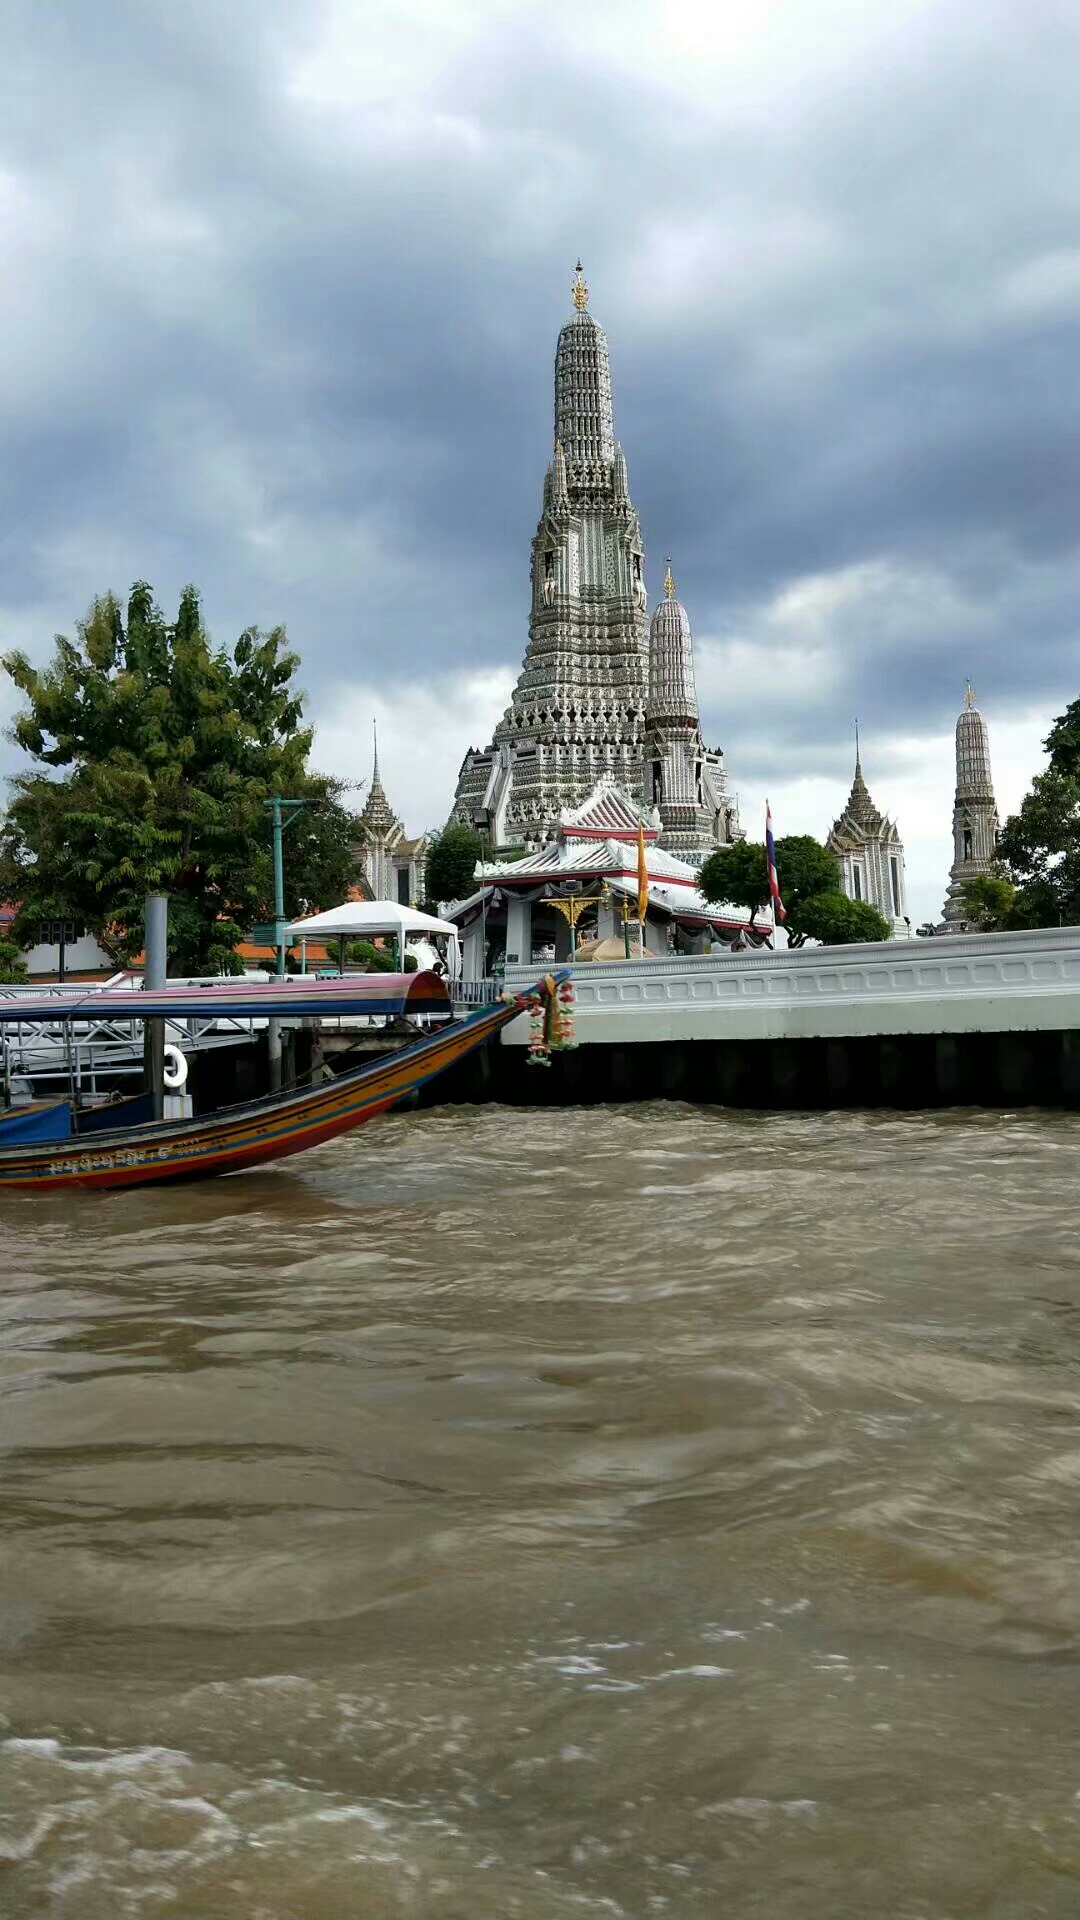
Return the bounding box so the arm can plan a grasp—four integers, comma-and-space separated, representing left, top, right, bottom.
0, 972, 453, 1023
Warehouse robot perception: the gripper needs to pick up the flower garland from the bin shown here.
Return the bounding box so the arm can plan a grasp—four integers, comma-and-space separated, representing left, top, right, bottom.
522, 972, 578, 1067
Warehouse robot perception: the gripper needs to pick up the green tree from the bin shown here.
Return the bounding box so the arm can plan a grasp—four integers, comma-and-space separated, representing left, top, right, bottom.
698, 834, 844, 944
771, 834, 844, 945
346, 939, 394, 972
0, 939, 27, 984
698, 840, 770, 920
0, 583, 359, 975
425, 821, 483, 906
997, 700, 1080, 927
796, 893, 890, 944
958, 870, 1018, 930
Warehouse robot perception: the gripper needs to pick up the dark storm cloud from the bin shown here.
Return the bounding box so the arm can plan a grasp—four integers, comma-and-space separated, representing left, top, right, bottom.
2, 0, 1079, 822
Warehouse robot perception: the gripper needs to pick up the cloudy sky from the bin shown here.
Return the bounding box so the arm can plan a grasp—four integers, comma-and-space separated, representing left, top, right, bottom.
2, 0, 1078, 925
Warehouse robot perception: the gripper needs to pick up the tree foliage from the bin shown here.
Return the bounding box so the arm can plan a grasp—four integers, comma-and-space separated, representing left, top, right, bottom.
0, 583, 360, 974
770, 835, 847, 945
0, 939, 27, 984
425, 821, 483, 906
795, 892, 890, 944
958, 871, 1018, 930
698, 833, 851, 943
997, 700, 1080, 928
698, 840, 770, 918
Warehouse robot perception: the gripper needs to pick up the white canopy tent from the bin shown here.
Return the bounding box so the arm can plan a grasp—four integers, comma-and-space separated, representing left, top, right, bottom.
284, 902, 460, 975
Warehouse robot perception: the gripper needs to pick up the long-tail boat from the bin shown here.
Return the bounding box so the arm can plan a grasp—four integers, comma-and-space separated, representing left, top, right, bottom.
0, 970, 546, 1192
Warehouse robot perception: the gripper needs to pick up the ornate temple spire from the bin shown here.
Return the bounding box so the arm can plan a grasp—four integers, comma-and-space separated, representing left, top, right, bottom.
647, 558, 699, 724
826, 738, 907, 932
841, 751, 885, 833
942, 682, 1000, 925
453, 267, 739, 861
554, 260, 615, 466
358, 720, 396, 840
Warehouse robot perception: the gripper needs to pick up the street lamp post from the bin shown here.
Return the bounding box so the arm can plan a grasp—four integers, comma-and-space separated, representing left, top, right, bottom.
263, 795, 315, 1090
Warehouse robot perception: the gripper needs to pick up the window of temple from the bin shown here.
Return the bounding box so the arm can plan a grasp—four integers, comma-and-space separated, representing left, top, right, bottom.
652, 758, 663, 803
963, 828, 972, 862
853, 866, 863, 901
396, 868, 410, 905
890, 856, 900, 915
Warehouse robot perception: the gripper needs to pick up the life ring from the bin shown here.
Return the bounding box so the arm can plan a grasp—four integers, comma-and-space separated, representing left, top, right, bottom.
163, 1044, 188, 1091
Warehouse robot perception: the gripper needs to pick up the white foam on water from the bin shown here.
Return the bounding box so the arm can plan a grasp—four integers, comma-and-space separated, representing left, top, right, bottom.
0, 1808, 60, 1862
656, 1666, 733, 1680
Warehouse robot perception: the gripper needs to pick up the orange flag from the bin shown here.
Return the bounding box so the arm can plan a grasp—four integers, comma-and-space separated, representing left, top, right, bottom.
636, 821, 649, 926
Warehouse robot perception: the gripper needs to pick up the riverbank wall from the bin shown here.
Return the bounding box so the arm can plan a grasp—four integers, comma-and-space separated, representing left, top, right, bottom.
427, 927, 1080, 1112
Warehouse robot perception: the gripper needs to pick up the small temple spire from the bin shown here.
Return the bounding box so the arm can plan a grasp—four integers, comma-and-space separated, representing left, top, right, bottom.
664, 556, 676, 600
571, 260, 588, 311
854, 716, 861, 769
942, 683, 999, 926
372, 717, 381, 786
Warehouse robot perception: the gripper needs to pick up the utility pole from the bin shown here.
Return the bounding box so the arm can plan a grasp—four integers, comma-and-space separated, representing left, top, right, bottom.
263, 796, 314, 1091
143, 894, 168, 1121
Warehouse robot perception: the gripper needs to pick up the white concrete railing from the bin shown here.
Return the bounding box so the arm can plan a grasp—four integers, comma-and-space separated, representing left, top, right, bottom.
502, 926, 1080, 1046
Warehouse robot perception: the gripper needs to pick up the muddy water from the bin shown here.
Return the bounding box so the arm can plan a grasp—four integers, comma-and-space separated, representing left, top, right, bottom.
3, 1105, 1080, 1916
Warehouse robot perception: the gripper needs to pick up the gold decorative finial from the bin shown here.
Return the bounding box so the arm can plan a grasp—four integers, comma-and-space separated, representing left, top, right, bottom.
965, 679, 975, 708
572, 260, 588, 311
664, 557, 676, 599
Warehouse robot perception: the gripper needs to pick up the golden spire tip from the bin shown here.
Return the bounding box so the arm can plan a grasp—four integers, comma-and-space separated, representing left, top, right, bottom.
663, 557, 675, 599
571, 261, 588, 311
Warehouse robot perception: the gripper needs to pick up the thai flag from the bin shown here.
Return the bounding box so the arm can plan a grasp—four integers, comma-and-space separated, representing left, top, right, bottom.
766, 802, 786, 922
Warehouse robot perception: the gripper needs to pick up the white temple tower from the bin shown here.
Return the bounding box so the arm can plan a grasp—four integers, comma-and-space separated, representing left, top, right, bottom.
941, 684, 1000, 928
826, 745, 909, 936
644, 560, 740, 862
453, 266, 741, 856
453, 263, 648, 847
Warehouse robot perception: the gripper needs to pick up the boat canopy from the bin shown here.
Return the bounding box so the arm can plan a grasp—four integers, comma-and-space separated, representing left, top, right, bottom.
0, 972, 452, 1023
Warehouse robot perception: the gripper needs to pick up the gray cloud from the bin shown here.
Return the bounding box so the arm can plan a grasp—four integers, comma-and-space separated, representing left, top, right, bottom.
1, 0, 1078, 924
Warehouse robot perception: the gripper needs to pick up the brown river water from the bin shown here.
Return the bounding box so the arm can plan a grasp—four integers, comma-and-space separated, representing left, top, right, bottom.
3, 1103, 1080, 1917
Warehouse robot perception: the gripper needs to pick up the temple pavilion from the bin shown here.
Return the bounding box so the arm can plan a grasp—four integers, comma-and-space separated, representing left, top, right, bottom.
448, 777, 766, 977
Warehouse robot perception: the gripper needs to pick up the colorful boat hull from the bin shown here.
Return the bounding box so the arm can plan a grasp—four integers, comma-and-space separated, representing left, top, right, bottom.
0, 993, 524, 1193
